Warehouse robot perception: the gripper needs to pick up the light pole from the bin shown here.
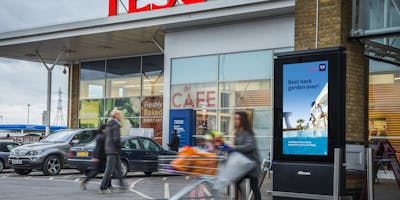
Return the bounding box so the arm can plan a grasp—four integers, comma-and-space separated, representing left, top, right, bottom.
36, 49, 64, 136
27, 104, 31, 125
0, 115, 3, 124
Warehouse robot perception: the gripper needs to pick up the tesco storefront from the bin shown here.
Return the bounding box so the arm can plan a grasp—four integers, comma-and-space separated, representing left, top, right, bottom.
78, 0, 294, 159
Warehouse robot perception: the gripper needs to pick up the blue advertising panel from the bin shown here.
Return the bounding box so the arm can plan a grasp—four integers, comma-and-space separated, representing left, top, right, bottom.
169, 109, 196, 147
283, 61, 328, 156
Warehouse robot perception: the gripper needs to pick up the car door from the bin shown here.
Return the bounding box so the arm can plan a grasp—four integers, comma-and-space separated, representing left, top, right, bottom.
121, 138, 145, 171
139, 138, 160, 172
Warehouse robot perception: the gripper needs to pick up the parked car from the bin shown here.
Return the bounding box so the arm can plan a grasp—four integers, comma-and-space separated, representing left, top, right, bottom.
8, 129, 98, 176
0, 142, 19, 172
68, 136, 176, 177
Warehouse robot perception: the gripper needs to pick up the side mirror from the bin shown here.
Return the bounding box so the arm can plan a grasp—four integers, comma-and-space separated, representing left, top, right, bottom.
71, 140, 79, 146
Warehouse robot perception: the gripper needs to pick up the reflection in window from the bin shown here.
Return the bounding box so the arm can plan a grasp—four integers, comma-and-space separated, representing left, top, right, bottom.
171, 55, 218, 84
369, 60, 400, 155
219, 50, 272, 81
80, 61, 105, 99
219, 80, 272, 107
106, 57, 141, 98
143, 55, 164, 96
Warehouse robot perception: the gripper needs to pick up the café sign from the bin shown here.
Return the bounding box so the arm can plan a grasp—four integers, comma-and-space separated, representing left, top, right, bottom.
109, 0, 206, 16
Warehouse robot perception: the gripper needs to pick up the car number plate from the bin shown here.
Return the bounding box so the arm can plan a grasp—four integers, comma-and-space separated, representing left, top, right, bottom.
12, 159, 22, 165
77, 152, 89, 157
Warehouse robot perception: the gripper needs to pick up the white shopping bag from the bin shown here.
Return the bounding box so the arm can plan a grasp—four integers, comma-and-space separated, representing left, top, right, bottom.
215, 152, 256, 189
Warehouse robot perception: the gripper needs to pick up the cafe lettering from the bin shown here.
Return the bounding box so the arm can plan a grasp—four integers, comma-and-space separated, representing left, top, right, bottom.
109, 0, 206, 16
171, 86, 216, 109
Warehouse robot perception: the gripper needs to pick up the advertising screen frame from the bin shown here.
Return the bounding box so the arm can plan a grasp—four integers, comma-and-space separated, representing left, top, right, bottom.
273, 47, 346, 163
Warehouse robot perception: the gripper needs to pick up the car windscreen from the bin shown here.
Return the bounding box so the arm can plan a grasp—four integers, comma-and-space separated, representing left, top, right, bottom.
41, 130, 76, 143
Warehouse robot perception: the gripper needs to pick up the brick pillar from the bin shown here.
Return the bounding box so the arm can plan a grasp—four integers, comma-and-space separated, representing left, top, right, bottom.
295, 0, 368, 198
68, 64, 80, 128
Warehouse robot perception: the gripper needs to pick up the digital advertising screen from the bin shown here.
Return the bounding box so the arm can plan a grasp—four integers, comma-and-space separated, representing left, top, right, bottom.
282, 60, 328, 156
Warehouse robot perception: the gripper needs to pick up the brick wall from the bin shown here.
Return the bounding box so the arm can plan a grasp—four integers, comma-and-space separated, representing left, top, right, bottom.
295, 0, 368, 143
295, 0, 369, 196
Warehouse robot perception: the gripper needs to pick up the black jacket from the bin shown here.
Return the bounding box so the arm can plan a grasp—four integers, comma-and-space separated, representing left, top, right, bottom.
169, 134, 180, 152
104, 119, 122, 155
92, 133, 106, 170
93, 133, 105, 160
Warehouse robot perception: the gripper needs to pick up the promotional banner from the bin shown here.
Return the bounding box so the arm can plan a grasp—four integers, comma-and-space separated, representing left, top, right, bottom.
79, 100, 100, 128
282, 60, 328, 156
105, 97, 140, 135
141, 96, 163, 144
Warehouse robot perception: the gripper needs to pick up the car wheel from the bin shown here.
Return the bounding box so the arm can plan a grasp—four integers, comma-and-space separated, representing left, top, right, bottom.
121, 160, 128, 177
144, 171, 152, 176
14, 169, 32, 175
43, 155, 62, 176
0, 160, 4, 172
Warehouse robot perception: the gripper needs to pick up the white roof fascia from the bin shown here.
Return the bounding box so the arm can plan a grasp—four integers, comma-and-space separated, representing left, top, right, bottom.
0, 0, 294, 46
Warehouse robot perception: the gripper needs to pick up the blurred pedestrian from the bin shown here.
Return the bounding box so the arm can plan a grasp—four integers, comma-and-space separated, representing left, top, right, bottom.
39, 132, 45, 141
168, 129, 180, 152
80, 124, 108, 191
99, 110, 127, 194
232, 111, 261, 200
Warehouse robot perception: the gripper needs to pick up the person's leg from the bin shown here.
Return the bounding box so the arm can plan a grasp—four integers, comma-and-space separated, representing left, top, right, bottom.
80, 168, 99, 190
114, 155, 127, 188
250, 177, 261, 200
100, 155, 116, 191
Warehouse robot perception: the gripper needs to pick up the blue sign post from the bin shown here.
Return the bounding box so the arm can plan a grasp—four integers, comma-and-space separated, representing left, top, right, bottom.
169, 109, 196, 147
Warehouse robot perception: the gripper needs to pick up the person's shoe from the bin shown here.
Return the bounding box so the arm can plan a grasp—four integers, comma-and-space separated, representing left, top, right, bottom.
98, 189, 106, 194
98, 189, 113, 194
80, 181, 87, 191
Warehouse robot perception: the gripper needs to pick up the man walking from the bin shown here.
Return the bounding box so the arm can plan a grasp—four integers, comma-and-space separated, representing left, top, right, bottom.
99, 110, 127, 193
168, 129, 180, 152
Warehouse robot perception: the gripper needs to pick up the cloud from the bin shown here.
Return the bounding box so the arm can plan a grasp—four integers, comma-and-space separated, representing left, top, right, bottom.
0, 0, 108, 33
0, 58, 68, 125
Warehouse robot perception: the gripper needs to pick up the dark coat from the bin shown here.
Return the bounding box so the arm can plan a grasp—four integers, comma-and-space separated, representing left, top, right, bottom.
92, 133, 106, 169
169, 134, 180, 152
233, 130, 261, 178
104, 119, 122, 155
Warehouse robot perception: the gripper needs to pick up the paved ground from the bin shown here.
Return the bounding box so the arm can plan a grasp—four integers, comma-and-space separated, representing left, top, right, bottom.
0, 169, 398, 200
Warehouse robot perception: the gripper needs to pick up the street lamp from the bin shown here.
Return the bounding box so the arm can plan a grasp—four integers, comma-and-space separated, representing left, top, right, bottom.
0, 115, 3, 124
27, 104, 31, 125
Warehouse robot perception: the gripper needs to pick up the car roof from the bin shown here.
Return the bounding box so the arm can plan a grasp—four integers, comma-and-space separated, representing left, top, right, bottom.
121, 136, 156, 142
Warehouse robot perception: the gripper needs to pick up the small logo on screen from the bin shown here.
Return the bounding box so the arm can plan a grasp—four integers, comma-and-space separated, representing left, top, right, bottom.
297, 171, 311, 176
319, 64, 326, 71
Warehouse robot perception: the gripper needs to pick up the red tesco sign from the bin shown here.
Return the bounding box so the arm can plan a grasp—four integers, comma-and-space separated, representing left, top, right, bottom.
109, 0, 206, 16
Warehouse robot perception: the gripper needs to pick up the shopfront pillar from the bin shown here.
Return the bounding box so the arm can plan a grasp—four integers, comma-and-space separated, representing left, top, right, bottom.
295, 0, 368, 197
68, 63, 80, 128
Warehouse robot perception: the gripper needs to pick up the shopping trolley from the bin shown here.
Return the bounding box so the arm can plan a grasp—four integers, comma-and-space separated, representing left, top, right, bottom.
158, 146, 257, 200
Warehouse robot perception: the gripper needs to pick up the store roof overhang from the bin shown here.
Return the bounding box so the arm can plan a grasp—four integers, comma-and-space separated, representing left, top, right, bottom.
0, 0, 294, 65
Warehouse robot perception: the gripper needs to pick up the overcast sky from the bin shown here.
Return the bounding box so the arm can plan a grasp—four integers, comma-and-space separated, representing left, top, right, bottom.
0, 0, 109, 125
0, 0, 170, 125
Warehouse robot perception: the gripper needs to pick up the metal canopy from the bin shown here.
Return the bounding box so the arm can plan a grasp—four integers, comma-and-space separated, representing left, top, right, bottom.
351, 0, 400, 66
0, 0, 295, 65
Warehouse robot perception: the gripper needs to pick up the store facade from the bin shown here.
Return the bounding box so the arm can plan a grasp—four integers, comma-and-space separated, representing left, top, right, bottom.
77, 12, 294, 159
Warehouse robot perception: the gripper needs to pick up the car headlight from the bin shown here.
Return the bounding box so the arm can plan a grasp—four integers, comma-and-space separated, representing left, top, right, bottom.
27, 150, 42, 155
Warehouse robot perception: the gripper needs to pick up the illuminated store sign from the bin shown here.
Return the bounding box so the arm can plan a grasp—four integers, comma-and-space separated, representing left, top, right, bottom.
109, 0, 206, 16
